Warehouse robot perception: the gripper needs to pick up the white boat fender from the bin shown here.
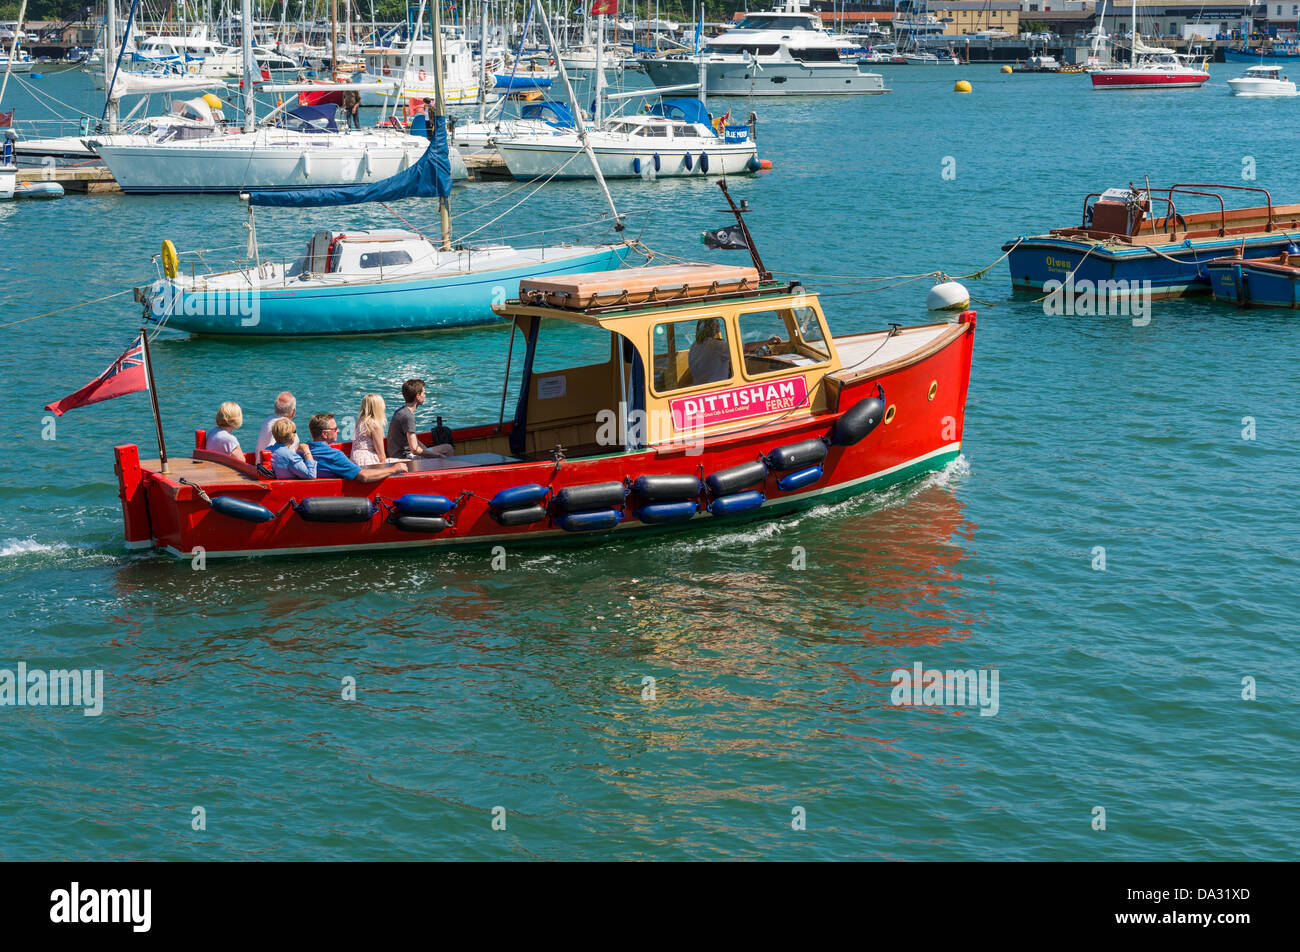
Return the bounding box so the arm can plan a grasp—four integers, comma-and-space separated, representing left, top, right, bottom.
363, 148, 373, 175
926, 280, 970, 311
708, 490, 764, 517
777, 465, 824, 493
293, 497, 376, 522
831, 390, 887, 446
551, 481, 626, 514
631, 474, 701, 501
636, 500, 698, 524
300, 151, 312, 178
555, 508, 622, 532
705, 460, 767, 496
766, 438, 828, 472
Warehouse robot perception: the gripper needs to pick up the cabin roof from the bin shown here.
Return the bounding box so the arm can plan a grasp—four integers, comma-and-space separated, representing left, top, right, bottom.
508, 263, 777, 325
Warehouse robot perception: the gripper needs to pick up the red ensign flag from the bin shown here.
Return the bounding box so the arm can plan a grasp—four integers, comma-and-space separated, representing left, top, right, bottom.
590, 0, 617, 16
45, 334, 149, 417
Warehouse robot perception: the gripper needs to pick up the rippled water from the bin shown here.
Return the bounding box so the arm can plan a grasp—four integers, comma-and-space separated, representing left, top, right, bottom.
1, 64, 1296, 860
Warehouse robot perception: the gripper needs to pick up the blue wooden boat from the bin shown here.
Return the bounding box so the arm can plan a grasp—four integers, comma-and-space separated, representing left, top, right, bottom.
1206, 253, 1300, 308
1224, 45, 1300, 63
1003, 183, 1300, 298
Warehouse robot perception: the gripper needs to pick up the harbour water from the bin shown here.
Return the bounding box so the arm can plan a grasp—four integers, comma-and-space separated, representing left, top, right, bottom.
1, 65, 1296, 860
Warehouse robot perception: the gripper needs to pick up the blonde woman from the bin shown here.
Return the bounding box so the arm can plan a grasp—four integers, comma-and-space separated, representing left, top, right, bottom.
205, 401, 244, 459
351, 393, 407, 469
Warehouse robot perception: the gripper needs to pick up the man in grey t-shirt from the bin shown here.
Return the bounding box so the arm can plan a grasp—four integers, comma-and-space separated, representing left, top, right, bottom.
387, 378, 453, 460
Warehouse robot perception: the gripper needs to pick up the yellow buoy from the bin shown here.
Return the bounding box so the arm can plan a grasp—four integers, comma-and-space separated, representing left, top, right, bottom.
161, 240, 179, 279
1000, 65, 1012, 74
955, 80, 973, 93
201, 93, 223, 110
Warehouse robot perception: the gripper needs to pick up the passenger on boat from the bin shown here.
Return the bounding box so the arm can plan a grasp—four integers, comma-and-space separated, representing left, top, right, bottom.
308, 413, 406, 482
688, 318, 732, 385
351, 393, 406, 467
267, 418, 316, 480
205, 402, 244, 460
255, 391, 298, 453
386, 379, 454, 462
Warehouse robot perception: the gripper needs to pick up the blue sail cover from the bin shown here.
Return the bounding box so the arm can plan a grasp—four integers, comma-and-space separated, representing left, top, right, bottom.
648, 98, 710, 126
246, 115, 452, 207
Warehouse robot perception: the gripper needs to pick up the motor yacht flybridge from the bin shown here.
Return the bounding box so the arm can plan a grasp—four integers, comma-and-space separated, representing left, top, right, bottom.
640, 1, 888, 96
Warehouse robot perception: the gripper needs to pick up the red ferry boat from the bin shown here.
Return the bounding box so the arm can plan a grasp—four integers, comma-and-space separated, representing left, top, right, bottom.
114, 263, 977, 560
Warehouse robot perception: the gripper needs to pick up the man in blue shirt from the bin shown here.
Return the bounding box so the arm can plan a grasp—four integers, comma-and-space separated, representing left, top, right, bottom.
307, 413, 406, 482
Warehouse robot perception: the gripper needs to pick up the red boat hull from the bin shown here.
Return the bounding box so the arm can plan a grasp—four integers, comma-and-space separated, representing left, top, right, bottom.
1090, 71, 1208, 89
116, 320, 976, 559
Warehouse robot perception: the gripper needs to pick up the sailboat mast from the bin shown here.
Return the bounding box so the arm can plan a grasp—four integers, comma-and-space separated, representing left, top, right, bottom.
533, 0, 622, 231
478, 0, 489, 121
331, 0, 339, 76
594, 12, 604, 124
241, 0, 256, 131
430, 0, 453, 250
1131, 0, 1137, 66
104, 0, 118, 130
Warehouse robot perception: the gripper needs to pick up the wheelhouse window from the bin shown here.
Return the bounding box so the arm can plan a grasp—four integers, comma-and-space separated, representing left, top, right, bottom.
737, 306, 832, 376
359, 250, 414, 269
652, 316, 733, 393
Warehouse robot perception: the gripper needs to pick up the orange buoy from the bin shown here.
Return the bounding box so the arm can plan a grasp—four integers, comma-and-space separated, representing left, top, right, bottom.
759, 159, 773, 170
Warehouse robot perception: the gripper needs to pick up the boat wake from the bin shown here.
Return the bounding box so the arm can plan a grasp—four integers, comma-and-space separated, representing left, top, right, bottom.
0, 537, 72, 559
671, 455, 970, 554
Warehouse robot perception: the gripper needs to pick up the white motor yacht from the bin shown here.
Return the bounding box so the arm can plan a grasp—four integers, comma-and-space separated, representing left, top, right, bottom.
639, 1, 887, 96
1227, 64, 1298, 96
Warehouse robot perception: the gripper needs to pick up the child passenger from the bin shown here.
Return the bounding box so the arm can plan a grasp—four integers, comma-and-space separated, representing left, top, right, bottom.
267, 417, 316, 479
350, 393, 406, 467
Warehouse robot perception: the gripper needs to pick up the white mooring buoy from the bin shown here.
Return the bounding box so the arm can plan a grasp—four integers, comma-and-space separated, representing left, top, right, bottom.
926, 281, 971, 311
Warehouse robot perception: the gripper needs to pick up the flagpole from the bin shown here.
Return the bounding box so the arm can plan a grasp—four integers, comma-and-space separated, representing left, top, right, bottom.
139, 329, 170, 475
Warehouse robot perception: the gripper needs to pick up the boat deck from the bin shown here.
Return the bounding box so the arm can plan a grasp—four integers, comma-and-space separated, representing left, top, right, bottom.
833, 321, 962, 377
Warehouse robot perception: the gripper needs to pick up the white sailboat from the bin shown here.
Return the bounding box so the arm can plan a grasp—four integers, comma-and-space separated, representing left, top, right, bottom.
496, 8, 759, 181
1090, 0, 1208, 89
88, 0, 440, 195
138, 0, 632, 337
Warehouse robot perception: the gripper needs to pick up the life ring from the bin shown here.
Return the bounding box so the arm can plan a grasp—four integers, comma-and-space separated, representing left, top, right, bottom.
161, 239, 179, 279
418, 68, 427, 81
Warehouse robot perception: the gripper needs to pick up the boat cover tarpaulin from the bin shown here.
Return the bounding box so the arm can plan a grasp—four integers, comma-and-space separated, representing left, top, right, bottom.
246, 116, 452, 207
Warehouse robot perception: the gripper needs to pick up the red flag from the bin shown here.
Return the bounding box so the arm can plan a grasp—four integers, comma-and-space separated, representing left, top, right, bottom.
45, 334, 148, 417
0, 110, 12, 128
590, 0, 617, 16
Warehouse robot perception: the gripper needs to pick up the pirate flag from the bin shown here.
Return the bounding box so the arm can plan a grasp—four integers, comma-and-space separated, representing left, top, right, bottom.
701, 224, 749, 251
